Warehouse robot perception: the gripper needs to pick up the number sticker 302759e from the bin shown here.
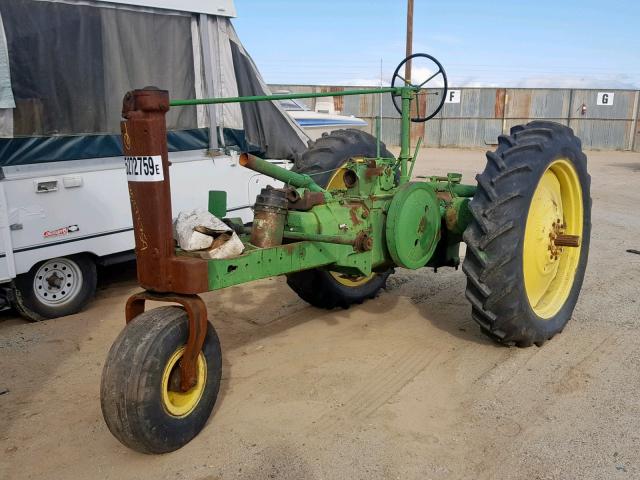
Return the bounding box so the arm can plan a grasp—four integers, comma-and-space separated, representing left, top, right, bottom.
124, 156, 164, 182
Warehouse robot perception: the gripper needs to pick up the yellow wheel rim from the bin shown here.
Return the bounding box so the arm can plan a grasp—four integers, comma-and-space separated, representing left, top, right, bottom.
161, 347, 207, 417
327, 162, 376, 287
329, 271, 375, 287
523, 159, 583, 319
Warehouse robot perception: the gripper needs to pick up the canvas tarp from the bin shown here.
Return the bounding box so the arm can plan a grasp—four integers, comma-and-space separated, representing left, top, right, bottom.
0, 12, 14, 138
0, 13, 13, 109
0, 0, 308, 166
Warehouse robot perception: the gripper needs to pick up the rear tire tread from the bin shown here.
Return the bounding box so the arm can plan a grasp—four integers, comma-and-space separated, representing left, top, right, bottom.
462, 121, 591, 347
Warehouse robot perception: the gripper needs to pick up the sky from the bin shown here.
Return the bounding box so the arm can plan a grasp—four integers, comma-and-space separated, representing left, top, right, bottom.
232, 0, 640, 88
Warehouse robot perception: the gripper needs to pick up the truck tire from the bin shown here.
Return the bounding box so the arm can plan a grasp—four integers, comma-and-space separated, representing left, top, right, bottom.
462, 121, 591, 347
286, 129, 393, 309
101, 306, 222, 454
12, 254, 97, 321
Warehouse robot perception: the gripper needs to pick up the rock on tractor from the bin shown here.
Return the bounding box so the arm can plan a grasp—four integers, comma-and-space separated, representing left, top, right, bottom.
100, 54, 591, 454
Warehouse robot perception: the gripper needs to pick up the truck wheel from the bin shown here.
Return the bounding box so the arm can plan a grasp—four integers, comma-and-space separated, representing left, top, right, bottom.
286, 129, 393, 309
13, 254, 97, 321
462, 121, 591, 347
101, 306, 222, 454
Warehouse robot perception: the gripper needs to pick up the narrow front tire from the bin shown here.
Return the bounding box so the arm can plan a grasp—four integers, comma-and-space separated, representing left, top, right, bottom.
100, 306, 222, 454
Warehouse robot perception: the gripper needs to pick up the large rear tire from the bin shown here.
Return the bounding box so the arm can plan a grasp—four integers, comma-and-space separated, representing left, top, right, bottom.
286, 129, 393, 309
462, 121, 591, 347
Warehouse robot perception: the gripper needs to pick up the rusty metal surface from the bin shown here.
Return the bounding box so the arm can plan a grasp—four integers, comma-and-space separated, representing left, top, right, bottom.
343, 167, 359, 184
444, 204, 458, 233
444, 197, 471, 236
554, 234, 581, 247
287, 190, 326, 211
348, 204, 363, 226
250, 187, 287, 248
252, 208, 286, 248
354, 231, 373, 252
125, 291, 208, 392
121, 88, 208, 294
495, 88, 506, 118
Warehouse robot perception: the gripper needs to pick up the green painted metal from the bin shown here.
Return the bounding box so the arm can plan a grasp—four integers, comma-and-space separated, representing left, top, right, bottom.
398, 89, 413, 184
375, 115, 381, 159
208, 190, 227, 218
208, 241, 338, 289
408, 136, 422, 180
288, 160, 392, 270
421, 174, 477, 198
450, 184, 476, 197
170, 84, 415, 189
240, 154, 326, 194
207, 241, 371, 290
206, 155, 402, 289
170, 84, 417, 192
202, 156, 477, 289
385, 182, 441, 269
445, 197, 472, 236
282, 231, 357, 245
165, 82, 481, 290
169, 87, 401, 107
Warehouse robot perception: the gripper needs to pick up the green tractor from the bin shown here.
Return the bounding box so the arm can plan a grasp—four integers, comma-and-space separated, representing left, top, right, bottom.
101, 54, 590, 453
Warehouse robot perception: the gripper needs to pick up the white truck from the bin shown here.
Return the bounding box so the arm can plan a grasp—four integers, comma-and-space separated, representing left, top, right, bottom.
0, 0, 307, 320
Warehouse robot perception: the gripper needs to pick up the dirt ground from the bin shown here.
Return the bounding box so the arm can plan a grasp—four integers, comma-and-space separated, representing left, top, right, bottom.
1, 147, 639, 480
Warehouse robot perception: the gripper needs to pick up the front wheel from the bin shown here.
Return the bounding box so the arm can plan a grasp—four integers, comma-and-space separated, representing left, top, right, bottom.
462, 121, 591, 347
101, 306, 222, 454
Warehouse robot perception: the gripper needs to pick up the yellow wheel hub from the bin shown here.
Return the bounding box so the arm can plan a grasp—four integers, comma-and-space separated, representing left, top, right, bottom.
523, 159, 583, 319
327, 161, 376, 287
161, 347, 207, 417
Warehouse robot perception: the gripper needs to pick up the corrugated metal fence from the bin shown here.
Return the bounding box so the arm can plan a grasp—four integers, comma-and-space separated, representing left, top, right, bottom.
269, 84, 640, 151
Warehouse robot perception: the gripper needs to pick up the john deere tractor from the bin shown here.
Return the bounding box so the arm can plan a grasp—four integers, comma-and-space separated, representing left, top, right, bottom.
101, 54, 590, 454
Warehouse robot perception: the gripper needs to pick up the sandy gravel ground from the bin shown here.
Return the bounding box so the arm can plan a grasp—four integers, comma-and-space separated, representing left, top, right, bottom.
1, 148, 639, 480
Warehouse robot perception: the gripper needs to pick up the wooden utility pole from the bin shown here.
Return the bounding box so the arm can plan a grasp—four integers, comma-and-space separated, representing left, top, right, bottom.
405, 0, 414, 82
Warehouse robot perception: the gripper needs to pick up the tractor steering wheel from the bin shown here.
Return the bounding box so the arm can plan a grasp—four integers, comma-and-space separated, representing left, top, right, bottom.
391, 53, 448, 123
